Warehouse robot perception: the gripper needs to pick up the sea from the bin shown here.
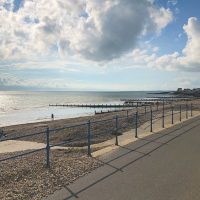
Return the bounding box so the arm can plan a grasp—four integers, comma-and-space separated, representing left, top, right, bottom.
0, 91, 171, 127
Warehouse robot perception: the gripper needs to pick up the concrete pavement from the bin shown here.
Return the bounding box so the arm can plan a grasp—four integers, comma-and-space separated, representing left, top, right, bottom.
45, 115, 200, 200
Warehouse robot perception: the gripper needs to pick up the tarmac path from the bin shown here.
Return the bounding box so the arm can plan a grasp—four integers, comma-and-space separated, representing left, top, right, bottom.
45, 115, 200, 200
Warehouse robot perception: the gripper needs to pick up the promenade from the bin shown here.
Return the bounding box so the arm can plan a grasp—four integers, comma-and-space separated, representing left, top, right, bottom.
45, 115, 200, 200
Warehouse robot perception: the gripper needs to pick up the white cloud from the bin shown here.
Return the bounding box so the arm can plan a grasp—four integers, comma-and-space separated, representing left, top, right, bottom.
167, 17, 200, 72
0, 73, 81, 90
0, 72, 154, 91
117, 17, 200, 72
181, 17, 200, 69
153, 46, 159, 52
0, 60, 84, 72
0, 0, 173, 62
167, 0, 178, 6
146, 7, 173, 35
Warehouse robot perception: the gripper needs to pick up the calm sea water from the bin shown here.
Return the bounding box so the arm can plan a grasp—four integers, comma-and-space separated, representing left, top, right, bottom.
0, 91, 170, 127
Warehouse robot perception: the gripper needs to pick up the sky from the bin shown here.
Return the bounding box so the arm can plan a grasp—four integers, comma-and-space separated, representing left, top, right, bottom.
0, 0, 200, 91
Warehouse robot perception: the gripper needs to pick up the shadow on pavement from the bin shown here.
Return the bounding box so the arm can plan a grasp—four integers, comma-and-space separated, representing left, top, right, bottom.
48, 116, 200, 200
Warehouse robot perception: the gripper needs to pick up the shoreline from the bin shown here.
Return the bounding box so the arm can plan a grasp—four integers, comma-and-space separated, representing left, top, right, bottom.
0, 108, 137, 145
0, 106, 98, 128
1, 99, 200, 148
0, 111, 94, 129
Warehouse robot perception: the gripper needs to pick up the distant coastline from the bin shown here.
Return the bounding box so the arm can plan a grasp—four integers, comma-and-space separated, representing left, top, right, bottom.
148, 88, 200, 97
173, 88, 200, 97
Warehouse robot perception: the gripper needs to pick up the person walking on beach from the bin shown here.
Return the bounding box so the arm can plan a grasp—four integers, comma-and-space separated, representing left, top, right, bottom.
0, 128, 6, 140
51, 113, 54, 120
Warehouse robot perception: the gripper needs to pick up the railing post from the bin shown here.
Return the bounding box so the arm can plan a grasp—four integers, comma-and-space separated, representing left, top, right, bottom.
172, 106, 174, 124
135, 111, 138, 138
150, 109, 153, 132
180, 105, 182, 121
46, 127, 50, 168
162, 100, 165, 128
186, 103, 188, 119
87, 120, 92, 156
115, 116, 119, 145
191, 103, 193, 117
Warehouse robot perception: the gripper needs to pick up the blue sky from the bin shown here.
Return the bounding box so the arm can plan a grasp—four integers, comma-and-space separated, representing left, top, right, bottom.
0, 0, 200, 91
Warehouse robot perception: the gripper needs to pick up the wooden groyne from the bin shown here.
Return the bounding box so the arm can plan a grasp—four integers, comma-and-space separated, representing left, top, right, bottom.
49, 97, 194, 109
49, 103, 150, 108
121, 97, 194, 104
95, 109, 128, 115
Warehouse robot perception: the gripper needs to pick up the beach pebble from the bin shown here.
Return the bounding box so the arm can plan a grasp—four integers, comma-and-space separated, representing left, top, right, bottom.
0, 149, 102, 200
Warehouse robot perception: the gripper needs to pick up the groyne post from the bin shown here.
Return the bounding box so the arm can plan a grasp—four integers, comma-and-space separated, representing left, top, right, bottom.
150, 109, 153, 132
162, 100, 165, 128
186, 103, 188, 119
135, 111, 138, 138
46, 127, 50, 168
115, 116, 119, 146
87, 120, 92, 156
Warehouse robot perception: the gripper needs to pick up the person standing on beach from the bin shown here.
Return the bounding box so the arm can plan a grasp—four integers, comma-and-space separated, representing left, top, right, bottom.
51, 114, 54, 120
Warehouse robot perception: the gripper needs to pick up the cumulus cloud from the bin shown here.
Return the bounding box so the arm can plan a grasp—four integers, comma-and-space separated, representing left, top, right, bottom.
147, 7, 173, 35
120, 17, 200, 72
181, 17, 200, 70
159, 17, 200, 72
0, 0, 173, 62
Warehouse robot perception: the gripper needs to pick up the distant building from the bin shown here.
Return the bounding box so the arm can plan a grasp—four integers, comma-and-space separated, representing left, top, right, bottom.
177, 88, 182, 93
193, 88, 200, 92
183, 89, 192, 93
174, 87, 200, 97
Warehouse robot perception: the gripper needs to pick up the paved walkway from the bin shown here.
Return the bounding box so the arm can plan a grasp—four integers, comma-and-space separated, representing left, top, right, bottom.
45, 115, 200, 200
